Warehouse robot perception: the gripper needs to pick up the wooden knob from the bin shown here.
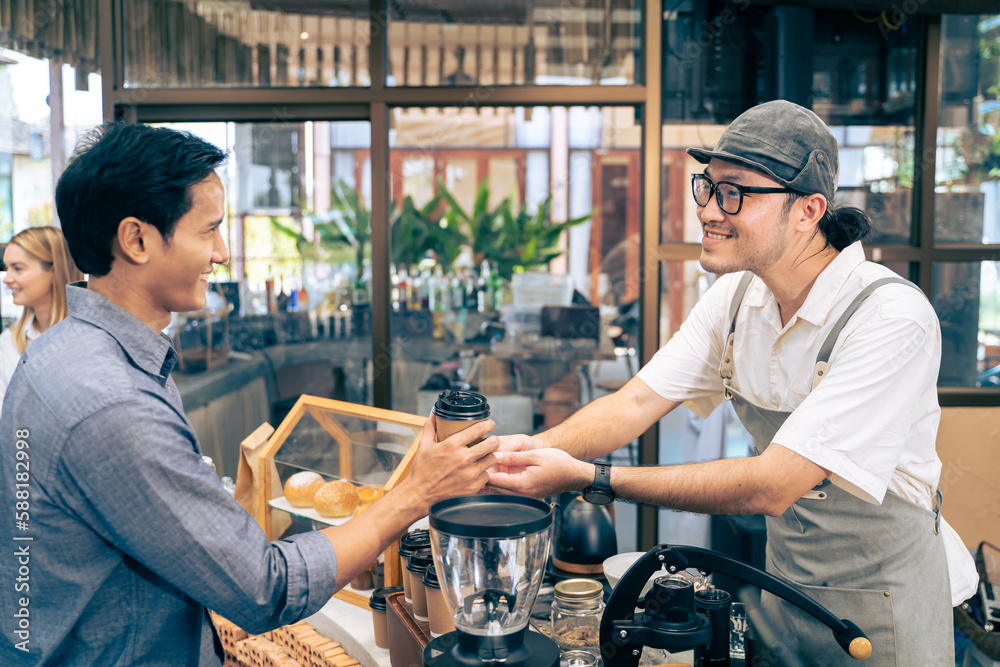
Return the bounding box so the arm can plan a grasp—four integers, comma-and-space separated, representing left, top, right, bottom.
849, 637, 872, 659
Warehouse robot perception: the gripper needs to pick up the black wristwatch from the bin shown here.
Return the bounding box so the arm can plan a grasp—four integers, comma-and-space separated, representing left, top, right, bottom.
582, 460, 614, 505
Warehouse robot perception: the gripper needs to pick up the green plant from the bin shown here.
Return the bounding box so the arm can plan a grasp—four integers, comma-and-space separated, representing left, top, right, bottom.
439, 177, 593, 280
271, 179, 373, 285
390, 193, 467, 267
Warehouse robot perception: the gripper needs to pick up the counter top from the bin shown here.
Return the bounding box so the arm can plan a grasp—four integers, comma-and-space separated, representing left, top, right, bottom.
307, 595, 390, 667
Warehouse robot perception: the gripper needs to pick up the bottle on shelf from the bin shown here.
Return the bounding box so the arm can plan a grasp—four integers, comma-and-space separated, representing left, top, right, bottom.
450, 270, 465, 312
297, 282, 310, 313
398, 263, 411, 311
464, 269, 478, 311
276, 277, 290, 312
417, 264, 432, 310
429, 264, 449, 312
409, 265, 425, 310
265, 265, 276, 313
390, 263, 402, 312
477, 260, 492, 313
488, 262, 505, 310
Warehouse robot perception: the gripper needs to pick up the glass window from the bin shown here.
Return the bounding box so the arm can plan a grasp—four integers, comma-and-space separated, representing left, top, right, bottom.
0, 47, 103, 322
122, 0, 371, 88
154, 120, 374, 403
936, 15, 1000, 244
655, 260, 753, 549
932, 261, 1000, 388
386, 1, 641, 87
661, 7, 918, 245
385, 106, 638, 434
661, 122, 914, 245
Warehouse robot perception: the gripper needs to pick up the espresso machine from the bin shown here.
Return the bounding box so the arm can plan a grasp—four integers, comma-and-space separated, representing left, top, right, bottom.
423, 495, 560, 667
599, 544, 873, 666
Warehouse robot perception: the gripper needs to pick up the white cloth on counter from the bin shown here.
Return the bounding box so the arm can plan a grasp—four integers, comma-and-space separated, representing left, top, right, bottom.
0, 312, 40, 401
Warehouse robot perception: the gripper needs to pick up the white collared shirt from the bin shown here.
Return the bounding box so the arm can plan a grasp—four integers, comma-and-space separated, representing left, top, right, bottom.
640, 241, 941, 506
0, 312, 40, 400
637, 241, 977, 603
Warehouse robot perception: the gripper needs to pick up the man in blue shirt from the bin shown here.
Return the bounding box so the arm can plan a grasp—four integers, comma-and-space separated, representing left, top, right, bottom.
0, 123, 499, 666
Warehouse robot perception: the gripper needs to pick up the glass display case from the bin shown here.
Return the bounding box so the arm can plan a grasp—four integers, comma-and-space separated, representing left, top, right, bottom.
258, 396, 425, 608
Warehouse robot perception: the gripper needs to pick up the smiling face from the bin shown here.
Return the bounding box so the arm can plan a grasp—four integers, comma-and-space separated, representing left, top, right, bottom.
697, 159, 796, 276
3, 243, 54, 313
143, 172, 229, 315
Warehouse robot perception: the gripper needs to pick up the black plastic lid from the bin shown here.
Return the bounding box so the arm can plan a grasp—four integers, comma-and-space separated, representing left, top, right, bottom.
422, 565, 440, 589
429, 495, 552, 539
433, 390, 490, 421
398, 530, 431, 557
369, 586, 404, 611
407, 547, 434, 574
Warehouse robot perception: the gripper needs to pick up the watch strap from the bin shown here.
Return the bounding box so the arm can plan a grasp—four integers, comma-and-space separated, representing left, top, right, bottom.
584, 460, 613, 504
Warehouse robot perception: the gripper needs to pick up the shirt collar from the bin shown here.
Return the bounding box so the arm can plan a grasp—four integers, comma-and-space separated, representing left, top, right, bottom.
793, 241, 866, 326
66, 283, 178, 380
23, 312, 40, 341
737, 241, 866, 327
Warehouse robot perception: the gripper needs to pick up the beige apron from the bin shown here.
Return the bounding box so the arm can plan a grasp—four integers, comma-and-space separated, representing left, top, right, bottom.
720, 272, 952, 666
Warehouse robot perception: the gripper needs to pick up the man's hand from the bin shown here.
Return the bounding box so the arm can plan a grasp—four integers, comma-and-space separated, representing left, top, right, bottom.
496, 433, 543, 453
486, 448, 592, 499
408, 414, 500, 509
321, 414, 498, 590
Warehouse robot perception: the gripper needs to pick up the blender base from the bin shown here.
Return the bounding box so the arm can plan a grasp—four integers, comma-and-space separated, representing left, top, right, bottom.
422, 631, 560, 667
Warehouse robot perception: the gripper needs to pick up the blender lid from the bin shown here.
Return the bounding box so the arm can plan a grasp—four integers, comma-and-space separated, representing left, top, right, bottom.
429, 495, 552, 538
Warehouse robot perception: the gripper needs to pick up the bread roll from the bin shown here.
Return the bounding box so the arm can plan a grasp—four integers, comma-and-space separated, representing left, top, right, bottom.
354, 486, 385, 515
314, 480, 360, 518
284, 471, 326, 508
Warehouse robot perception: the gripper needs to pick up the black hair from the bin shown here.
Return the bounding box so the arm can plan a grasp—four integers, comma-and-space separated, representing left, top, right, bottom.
55, 122, 228, 277
817, 205, 872, 251
782, 193, 872, 252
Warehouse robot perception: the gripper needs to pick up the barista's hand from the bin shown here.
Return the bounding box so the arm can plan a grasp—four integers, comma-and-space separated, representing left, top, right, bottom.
486, 448, 592, 499
495, 433, 543, 453
407, 414, 500, 509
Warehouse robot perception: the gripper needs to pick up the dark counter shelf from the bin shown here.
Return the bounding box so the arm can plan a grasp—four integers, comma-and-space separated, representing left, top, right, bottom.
175, 338, 371, 412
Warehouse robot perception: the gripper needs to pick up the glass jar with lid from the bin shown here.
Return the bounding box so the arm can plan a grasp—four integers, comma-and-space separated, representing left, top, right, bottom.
551, 578, 604, 651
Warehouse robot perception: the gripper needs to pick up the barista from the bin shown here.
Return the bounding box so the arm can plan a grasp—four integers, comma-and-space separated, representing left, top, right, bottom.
487, 101, 977, 665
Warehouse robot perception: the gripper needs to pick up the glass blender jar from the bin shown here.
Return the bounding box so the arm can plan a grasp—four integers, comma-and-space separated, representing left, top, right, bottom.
423, 495, 559, 667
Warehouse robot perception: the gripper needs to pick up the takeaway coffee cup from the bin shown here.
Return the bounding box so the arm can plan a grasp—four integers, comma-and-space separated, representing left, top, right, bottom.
423, 565, 456, 637
368, 586, 403, 650
433, 390, 491, 443
397, 529, 430, 603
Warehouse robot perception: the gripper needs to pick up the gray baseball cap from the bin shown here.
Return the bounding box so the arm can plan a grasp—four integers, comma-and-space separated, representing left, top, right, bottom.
687, 100, 839, 202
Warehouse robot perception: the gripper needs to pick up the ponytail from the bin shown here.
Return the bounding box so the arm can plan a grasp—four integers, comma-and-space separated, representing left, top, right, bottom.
817, 205, 872, 251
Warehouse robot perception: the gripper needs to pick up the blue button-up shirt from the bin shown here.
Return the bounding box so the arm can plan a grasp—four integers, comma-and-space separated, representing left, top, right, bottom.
1, 285, 338, 666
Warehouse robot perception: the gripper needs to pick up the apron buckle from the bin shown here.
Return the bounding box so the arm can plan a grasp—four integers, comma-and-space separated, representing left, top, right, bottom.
932, 488, 942, 535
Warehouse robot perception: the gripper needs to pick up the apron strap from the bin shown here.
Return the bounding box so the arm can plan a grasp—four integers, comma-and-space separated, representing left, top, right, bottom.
811, 276, 922, 390
720, 271, 755, 399
933, 488, 942, 535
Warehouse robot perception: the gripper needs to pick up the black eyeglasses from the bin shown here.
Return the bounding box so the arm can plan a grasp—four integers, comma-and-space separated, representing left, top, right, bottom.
691, 173, 797, 215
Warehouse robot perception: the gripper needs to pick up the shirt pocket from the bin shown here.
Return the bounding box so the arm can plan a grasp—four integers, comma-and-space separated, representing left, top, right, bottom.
781, 382, 812, 410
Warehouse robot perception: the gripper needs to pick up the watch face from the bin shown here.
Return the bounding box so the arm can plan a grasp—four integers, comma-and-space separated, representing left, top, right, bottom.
583, 490, 613, 505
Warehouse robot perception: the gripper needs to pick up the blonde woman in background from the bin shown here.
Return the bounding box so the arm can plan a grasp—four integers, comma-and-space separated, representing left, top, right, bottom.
0, 226, 84, 400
